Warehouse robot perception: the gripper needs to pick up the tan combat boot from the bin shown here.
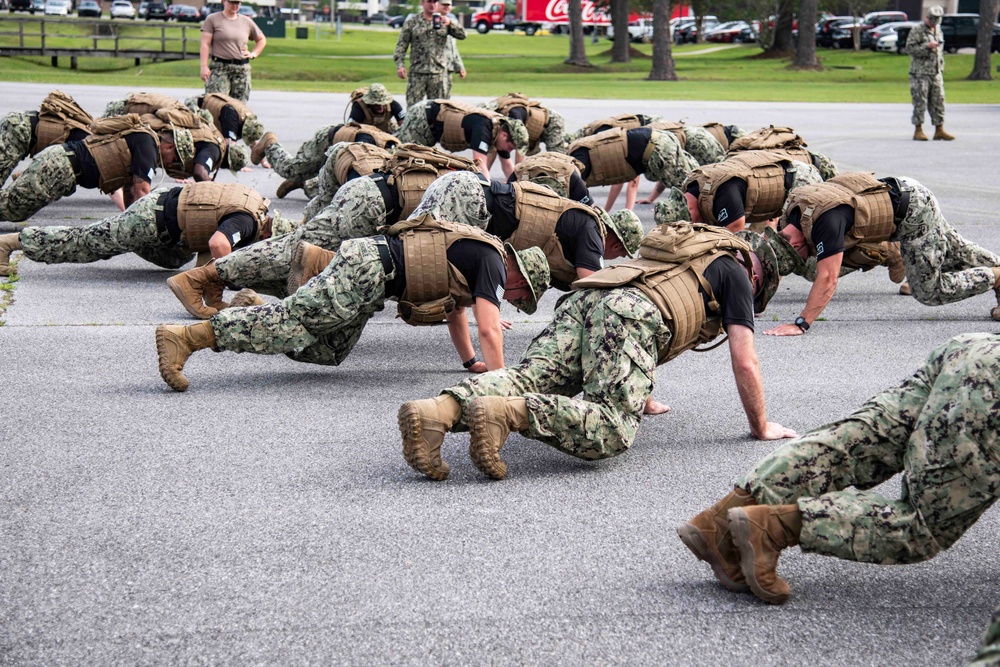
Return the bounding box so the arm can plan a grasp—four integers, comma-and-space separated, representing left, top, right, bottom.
250, 131, 277, 165
676, 488, 757, 593
229, 288, 266, 308
728, 504, 802, 605
398, 395, 462, 480
155, 320, 217, 392
885, 241, 905, 284
276, 178, 303, 199
933, 125, 955, 141
899, 281, 912, 296
0, 232, 22, 277
287, 241, 335, 294
166, 262, 228, 319
913, 125, 928, 141
467, 396, 529, 480
991, 268, 1000, 322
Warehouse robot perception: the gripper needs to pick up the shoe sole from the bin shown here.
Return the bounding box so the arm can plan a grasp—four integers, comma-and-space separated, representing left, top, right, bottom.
166, 275, 217, 320
154, 328, 189, 392
398, 402, 449, 481
728, 508, 789, 605
286, 242, 308, 295
676, 524, 750, 594
467, 398, 507, 480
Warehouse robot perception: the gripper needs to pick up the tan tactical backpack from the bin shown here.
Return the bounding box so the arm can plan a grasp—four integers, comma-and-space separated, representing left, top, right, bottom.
387, 144, 479, 218
33, 91, 95, 155
729, 125, 806, 152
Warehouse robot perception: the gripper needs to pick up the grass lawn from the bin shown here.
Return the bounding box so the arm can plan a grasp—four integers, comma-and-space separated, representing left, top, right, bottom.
1, 19, 998, 102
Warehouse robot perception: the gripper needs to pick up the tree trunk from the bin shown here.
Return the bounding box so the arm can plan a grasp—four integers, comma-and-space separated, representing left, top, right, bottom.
769, 0, 795, 52
791, 0, 820, 69
565, 0, 591, 66
610, 0, 630, 63
969, 0, 999, 79
648, 0, 676, 80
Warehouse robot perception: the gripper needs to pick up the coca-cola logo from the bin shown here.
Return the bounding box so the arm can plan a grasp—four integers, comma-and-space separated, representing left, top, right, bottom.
544, 0, 611, 22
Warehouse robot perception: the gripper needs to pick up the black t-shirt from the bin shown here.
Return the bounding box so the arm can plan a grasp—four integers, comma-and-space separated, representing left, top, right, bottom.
570, 127, 648, 182
218, 105, 242, 142
702, 254, 756, 332
786, 204, 854, 261
71, 132, 159, 190
349, 100, 405, 126
368, 172, 402, 224
194, 141, 222, 178
484, 181, 519, 239
428, 103, 510, 159
387, 236, 508, 307
160, 187, 257, 249
687, 178, 748, 226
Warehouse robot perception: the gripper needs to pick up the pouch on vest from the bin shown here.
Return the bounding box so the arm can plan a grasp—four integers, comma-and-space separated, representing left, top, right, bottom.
729, 126, 805, 152
34, 91, 95, 155
397, 295, 457, 326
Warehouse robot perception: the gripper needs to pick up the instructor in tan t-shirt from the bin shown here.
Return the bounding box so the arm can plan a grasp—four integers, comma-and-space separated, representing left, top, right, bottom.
200, 0, 266, 103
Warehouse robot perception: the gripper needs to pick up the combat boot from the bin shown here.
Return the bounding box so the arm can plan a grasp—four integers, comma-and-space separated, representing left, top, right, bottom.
933, 125, 955, 141
885, 241, 905, 284
287, 241, 335, 294
676, 488, 757, 593
276, 178, 303, 199
155, 320, 217, 392
250, 131, 277, 165
991, 268, 1000, 322
0, 233, 22, 277
166, 262, 228, 319
467, 396, 529, 480
912, 125, 928, 141
229, 288, 266, 308
398, 395, 462, 480
728, 504, 802, 605
899, 281, 912, 296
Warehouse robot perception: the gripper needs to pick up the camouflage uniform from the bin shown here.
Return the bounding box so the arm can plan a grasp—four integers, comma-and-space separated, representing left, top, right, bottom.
205, 61, 252, 103
211, 236, 392, 366
394, 14, 466, 108
0, 111, 34, 185
17, 187, 193, 270
738, 332, 1000, 564
443, 287, 670, 459
0, 145, 78, 223
682, 126, 726, 166
265, 125, 339, 184
645, 131, 701, 190
906, 21, 946, 127
393, 100, 436, 147
301, 142, 350, 222
443, 35, 464, 99
539, 110, 569, 154
970, 605, 1000, 666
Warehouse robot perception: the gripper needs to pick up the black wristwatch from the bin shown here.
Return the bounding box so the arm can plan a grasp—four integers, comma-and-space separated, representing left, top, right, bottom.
794, 316, 810, 332
463, 355, 481, 369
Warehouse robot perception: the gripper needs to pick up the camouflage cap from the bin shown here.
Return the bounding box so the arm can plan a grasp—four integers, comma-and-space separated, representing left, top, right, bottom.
103, 99, 127, 117
270, 210, 300, 237
505, 243, 550, 315
928, 5, 944, 17
362, 83, 394, 106
241, 116, 264, 144
605, 209, 644, 257
654, 187, 690, 225
735, 230, 780, 314
808, 151, 838, 181
171, 127, 195, 168
226, 142, 250, 172
527, 175, 568, 198
763, 225, 807, 278
503, 118, 530, 154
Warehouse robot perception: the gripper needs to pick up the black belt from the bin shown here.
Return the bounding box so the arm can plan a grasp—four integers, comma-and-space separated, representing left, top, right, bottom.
154, 191, 173, 245
373, 236, 395, 277
370, 174, 400, 222
212, 56, 249, 65
883, 177, 911, 224
62, 147, 81, 177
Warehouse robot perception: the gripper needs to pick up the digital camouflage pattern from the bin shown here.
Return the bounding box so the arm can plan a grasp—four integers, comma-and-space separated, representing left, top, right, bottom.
103, 100, 127, 117
265, 124, 339, 183
302, 142, 349, 222
0, 145, 78, 223
405, 74, 449, 110
910, 73, 946, 127
205, 61, 252, 103
969, 605, 1000, 666
444, 287, 670, 459
215, 176, 390, 298
393, 14, 465, 107
644, 131, 701, 190
808, 151, 839, 181
682, 126, 726, 166
18, 187, 194, 269
906, 21, 946, 126
393, 100, 436, 147
539, 109, 568, 154
0, 111, 34, 185
211, 236, 389, 366
739, 332, 1000, 564
409, 171, 490, 229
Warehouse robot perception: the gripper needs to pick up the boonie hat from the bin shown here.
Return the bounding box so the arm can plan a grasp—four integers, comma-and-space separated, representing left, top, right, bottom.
735, 230, 780, 314
808, 151, 838, 181
505, 243, 550, 315
604, 209, 645, 257
241, 116, 264, 144
270, 210, 300, 237
928, 5, 944, 18
171, 127, 195, 168
226, 142, 250, 172
503, 118, 530, 154
363, 83, 394, 106
654, 187, 690, 224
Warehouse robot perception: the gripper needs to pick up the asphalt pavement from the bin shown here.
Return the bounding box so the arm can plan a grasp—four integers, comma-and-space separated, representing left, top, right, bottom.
1, 83, 999, 666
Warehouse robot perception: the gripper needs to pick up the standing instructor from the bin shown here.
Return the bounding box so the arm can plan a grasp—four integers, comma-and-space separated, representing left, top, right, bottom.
394, 0, 466, 108
200, 0, 267, 103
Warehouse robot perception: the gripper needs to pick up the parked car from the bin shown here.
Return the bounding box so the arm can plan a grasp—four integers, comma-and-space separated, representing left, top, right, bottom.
175, 4, 199, 21
236, 4, 255, 18
675, 16, 719, 44
29, 0, 44, 11
363, 11, 398, 25
165, 2, 181, 17
387, 13, 405, 28
860, 10, 908, 30
145, 1, 167, 19
43, 0, 69, 15
828, 20, 865, 48
815, 15, 853, 47
200, 2, 220, 18
862, 20, 912, 49
705, 20, 755, 43
896, 14, 1000, 54
77, 0, 102, 16
137, 1, 148, 17
110, 0, 136, 18
8, 0, 35, 12
875, 32, 899, 52
607, 17, 656, 43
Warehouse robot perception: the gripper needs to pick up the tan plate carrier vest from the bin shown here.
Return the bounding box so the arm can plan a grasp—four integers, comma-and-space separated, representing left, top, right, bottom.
574, 222, 753, 364
334, 143, 393, 186
568, 127, 637, 187
579, 113, 646, 138
648, 120, 687, 150
83, 114, 159, 194
729, 125, 805, 153
386, 144, 479, 218
384, 214, 507, 326
436, 100, 503, 152
331, 121, 399, 150
509, 181, 605, 287
785, 172, 896, 255
33, 91, 95, 156
176, 182, 269, 252
494, 93, 549, 151
142, 109, 226, 179
124, 92, 186, 117
701, 122, 730, 152
201, 93, 253, 128
763, 146, 812, 166
347, 87, 393, 132
513, 153, 585, 195
688, 150, 790, 226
